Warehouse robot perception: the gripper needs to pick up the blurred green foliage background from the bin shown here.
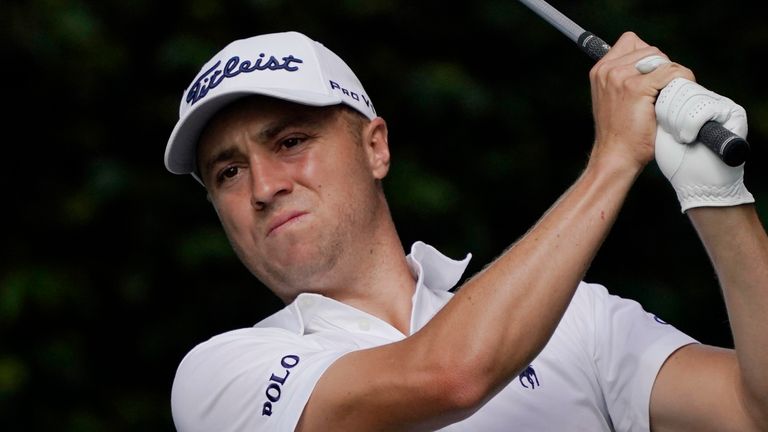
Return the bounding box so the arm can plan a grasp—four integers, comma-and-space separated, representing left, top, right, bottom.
2, 0, 766, 429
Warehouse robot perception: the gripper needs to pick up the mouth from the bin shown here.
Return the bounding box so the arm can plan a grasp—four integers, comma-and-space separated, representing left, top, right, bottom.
267, 211, 309, 237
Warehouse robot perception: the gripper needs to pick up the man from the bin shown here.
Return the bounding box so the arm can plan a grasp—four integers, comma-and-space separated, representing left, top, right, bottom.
164, 31, 768, 431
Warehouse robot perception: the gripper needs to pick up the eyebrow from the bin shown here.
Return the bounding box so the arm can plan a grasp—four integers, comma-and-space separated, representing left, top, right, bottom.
200, 108, 335, 179
255, 110, 331, 142
202, 146, 239, 179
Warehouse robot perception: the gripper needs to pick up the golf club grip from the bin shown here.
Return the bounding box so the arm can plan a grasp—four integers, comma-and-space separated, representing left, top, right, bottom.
578, 32, 611, 60
698, 121, 750, 167
577, 31, 749, 167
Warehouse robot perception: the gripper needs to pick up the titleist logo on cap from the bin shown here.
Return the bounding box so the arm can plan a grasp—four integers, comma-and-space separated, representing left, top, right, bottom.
186, 54, 304, 106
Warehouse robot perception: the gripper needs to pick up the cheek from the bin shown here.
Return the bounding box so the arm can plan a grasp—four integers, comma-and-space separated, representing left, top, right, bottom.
295, 151, 320, 184
306, 146, 372, 193
213, 197, 256, 248
293, 152, 342, 203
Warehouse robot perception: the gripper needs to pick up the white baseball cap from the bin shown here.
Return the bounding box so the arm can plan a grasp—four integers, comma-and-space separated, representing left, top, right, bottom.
164, 31, 376, 179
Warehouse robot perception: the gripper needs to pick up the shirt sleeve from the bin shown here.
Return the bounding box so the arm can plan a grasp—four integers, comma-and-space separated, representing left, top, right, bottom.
171, 327, 351, 432
583, 282, 699, 432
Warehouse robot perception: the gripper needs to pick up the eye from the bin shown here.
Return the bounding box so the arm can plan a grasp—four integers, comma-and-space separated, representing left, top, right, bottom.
216, 166, 240, 184
280, 136, 306, 150
223, 166, 238, 178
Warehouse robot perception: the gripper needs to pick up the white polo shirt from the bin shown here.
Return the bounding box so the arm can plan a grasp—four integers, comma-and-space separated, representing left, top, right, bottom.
171, 241, 697, 431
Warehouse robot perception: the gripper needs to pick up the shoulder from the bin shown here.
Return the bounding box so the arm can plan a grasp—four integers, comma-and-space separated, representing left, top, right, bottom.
171, 326, 306, 410
171, 324, 356, 432
567, 280, 646, 320
560, 281, 610, 324
176, 326, 303, 372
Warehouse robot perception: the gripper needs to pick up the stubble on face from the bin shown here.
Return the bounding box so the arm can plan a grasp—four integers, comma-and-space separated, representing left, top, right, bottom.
258, 204, 350, 297
257, 128, 379, 301
200, 98, 380, 302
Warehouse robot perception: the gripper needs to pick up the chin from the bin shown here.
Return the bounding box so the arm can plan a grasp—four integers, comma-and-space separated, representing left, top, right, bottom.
262, 242, 342, 293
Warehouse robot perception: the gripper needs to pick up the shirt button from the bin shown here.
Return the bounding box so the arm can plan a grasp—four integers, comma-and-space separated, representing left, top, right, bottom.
358, 319, 371, 331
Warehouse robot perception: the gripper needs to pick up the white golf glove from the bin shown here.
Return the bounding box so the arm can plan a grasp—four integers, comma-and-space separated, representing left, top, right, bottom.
654, 77, 754, 212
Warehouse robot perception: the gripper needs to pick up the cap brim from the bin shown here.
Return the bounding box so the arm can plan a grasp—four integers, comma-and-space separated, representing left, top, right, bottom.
164, 88, 344, 176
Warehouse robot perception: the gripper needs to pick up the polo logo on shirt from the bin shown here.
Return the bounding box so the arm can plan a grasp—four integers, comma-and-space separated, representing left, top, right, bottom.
519, 364, 540, 389
261, 354, 301, 416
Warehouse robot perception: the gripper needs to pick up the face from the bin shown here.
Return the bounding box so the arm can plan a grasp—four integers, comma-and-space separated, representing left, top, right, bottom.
197, 98, 390, 303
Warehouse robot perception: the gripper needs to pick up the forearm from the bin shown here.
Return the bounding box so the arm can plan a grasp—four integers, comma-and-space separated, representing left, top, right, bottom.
687, 205, 768, 424
414, 156, 641, 397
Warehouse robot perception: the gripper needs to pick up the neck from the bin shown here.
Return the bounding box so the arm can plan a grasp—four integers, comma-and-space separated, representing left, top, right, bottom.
332, 214, 417, 335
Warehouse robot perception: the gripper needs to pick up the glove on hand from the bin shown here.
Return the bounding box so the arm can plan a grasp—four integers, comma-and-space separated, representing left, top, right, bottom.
654, 77, 754, 212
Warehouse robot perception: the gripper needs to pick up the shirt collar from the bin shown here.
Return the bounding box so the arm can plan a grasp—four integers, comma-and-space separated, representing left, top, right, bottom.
406, 241, 472, 333
406, 241, 472, 292
255, 241, 472, 337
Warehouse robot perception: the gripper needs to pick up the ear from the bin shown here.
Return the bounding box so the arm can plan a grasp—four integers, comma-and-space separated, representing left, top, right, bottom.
363, 117, 391, 180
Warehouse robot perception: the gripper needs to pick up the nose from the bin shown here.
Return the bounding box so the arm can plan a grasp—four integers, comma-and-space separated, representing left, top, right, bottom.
249, 156, 293, 210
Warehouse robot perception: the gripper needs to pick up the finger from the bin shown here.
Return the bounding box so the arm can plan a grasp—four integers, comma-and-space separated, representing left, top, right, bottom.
599, 46, 668, 70
643, 62, 696, 91
598, 51, 687, 95
600, 31, 651, 60
635, 55, 670, 74
620, 63, 695, 103
591, 46, 669, 86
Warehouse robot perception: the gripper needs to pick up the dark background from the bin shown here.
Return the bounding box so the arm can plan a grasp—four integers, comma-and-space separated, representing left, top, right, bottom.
3, 0, 766, 430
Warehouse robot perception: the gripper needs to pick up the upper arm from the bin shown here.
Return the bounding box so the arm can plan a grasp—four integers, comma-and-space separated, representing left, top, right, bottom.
650, 343, 762, 432
295, 338, 481, 432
